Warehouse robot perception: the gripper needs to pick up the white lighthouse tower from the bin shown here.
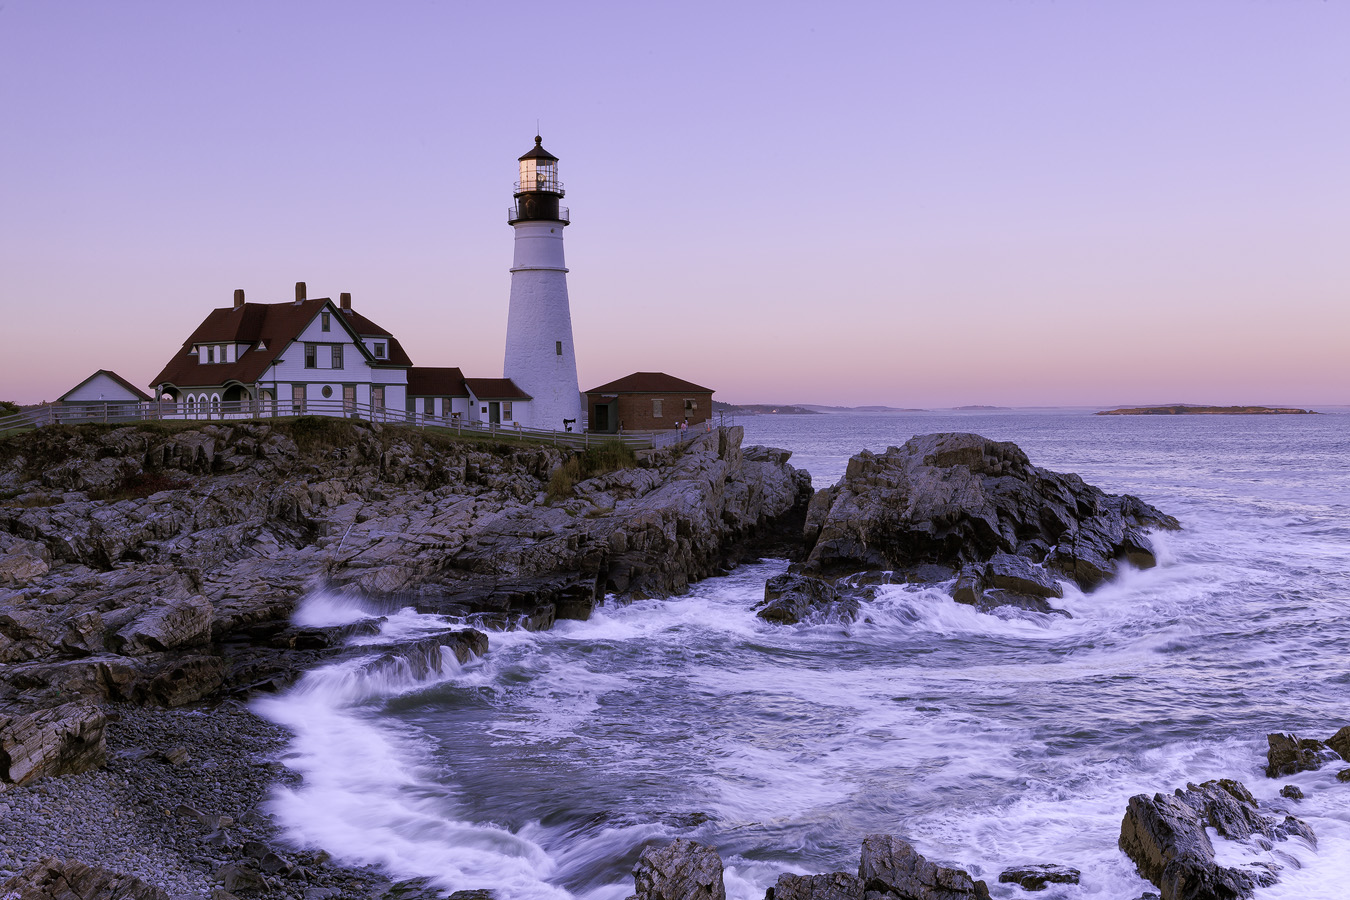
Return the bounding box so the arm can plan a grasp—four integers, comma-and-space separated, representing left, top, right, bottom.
503, 135, 582, 431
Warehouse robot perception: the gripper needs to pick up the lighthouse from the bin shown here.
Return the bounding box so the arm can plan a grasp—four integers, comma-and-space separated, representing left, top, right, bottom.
503, 136, 582, 431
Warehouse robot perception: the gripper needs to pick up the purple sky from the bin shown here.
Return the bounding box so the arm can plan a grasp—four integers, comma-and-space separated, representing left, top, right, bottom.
2, 2, 1347, 408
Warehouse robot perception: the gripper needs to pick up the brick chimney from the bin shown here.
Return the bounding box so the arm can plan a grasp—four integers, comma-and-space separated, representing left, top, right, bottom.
233, 289, 245, 309
295, 281, 307, 304
340, 292, 351, 310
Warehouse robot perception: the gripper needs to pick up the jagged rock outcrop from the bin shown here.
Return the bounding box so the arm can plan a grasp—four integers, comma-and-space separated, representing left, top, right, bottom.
766, 871, 864, 900
1119, 779, 1315, 900
0, 701, 106, 787
0, 857, 170, 900
790, 433, 1177, 616
997, 864, 1080, 891
858, 834, 990, 900
632, 838, 726, 900
1265, 731, 1341, 777
0, 420, 810, 787
1327, 725, 1350, 762
756, 572, 858, 625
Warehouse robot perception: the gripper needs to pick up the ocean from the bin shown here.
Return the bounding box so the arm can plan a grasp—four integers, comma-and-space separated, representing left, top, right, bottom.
254, 410, 1350, 899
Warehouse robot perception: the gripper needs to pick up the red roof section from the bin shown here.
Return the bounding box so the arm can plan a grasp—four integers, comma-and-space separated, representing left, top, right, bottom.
584, 372, 714, 394
151, 297, 411, 389
406, 367, 468, 397
463, 378, 532, 400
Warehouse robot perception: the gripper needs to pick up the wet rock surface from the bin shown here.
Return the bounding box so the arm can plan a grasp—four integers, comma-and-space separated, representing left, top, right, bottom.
754, 432, 1178, 624
0, 420, 810, 894
632, 838, 726, 900
1119, 778, 1315, 900
1265, 731, 1342, 777
996, 863, 1080, 890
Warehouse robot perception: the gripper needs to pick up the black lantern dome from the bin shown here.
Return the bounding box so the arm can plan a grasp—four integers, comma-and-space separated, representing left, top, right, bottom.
508, 136, 569, 225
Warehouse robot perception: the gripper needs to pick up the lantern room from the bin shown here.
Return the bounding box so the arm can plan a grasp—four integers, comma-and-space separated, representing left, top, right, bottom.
509, 135, 569, 224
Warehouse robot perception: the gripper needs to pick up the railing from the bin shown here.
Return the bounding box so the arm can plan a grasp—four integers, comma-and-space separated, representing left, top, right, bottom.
506, 205, 570, 224
514, 178, 564, 193
0, 400, 729, 451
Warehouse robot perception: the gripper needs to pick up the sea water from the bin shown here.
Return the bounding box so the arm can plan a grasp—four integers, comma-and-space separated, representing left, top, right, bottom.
255, 410, 1350, 899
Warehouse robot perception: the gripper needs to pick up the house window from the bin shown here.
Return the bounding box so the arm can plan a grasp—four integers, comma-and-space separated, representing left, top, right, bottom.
321, 385, 333, 399
653, 399, 663, 418
374, 342, 386, 359
424, 397, 434, 415
555, 341, 562, 356
305, 344, 317, 368
331, 345, 344, 369
372, 386, 385, 409
207, 346, 215, 363
292, 384, 305, 413
503, 401, 513, 422
321, 312, 331, 332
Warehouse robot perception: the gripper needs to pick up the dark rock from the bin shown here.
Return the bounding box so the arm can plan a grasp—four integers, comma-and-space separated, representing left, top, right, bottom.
996, 864, 1080, 890
0, 700, 106, 786
216, 862, 266, 894
632, 838, 726, 900
1266, 732, 1334, 777
0, 857, 170, 899
857, 833, 990, 899
1326, 725, 1350, 761
801, 434, 1176, 609
768, 871, 863, 900
1279, 785, 1304, 801
757, 573, 859, 625
1337, 769, 1350, 783
1119, 779, 1311, 900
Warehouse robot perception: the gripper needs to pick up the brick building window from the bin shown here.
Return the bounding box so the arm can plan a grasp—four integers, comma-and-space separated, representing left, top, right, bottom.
653, 399, 663, 418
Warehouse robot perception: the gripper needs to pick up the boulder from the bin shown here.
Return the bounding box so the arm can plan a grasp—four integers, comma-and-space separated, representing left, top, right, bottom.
0, 700, 106, 786
632, 838, 726, 900
802, 434, 1177, 609
1325, 725, 1350, 761
857, 834, 990, 899
0, 857, 170, 900
757, 573, 859, 625
1265, 732, 1335, 777
996, 864, 1080, 891
1119, 779, 1313, 900
768, 872, 864, 900
112, 595, 214, 654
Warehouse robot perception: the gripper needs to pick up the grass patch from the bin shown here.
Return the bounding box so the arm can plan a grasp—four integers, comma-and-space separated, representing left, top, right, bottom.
545, 443, 637, 502
90, 470, 191, 502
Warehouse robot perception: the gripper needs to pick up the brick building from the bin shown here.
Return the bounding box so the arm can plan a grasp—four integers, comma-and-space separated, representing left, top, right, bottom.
584, 372, 713, 433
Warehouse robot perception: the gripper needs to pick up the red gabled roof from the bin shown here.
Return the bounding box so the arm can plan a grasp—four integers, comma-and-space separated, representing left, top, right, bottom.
407, 367, 469, 397
58, 369, 152, 403
151, 297, 412, 389
584, 372, 714, 394
463, 378, 532, 401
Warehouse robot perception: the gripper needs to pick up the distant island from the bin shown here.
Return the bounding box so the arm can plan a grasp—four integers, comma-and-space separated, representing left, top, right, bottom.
1096, 405, 1319, 416
713, 402, 823, 416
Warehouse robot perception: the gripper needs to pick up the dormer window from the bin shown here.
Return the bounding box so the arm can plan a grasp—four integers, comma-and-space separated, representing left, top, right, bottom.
321, 312, 331, 332
207, 346, 215, 363
374, 342, 387, 359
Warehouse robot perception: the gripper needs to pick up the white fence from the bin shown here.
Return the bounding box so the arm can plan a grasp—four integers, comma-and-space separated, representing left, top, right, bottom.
0, 399, 723, 451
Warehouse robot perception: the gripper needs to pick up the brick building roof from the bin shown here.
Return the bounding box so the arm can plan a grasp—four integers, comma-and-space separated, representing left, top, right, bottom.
584, 372, 714, 395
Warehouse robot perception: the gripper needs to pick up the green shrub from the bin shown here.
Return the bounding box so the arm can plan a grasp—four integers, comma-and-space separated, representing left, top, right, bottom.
545, 442, 637, 502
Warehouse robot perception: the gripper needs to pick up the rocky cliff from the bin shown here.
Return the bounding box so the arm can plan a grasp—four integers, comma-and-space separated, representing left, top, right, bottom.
0, 419, 811, 788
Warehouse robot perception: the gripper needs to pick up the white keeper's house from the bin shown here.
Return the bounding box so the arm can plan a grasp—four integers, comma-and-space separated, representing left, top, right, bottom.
151, 283, 535, 426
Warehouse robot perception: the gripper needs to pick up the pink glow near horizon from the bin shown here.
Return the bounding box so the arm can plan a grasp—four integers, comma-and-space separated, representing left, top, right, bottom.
1, 2, 1346, 409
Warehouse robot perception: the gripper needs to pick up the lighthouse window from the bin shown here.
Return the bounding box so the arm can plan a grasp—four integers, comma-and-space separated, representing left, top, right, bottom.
555, 341, 563, 356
